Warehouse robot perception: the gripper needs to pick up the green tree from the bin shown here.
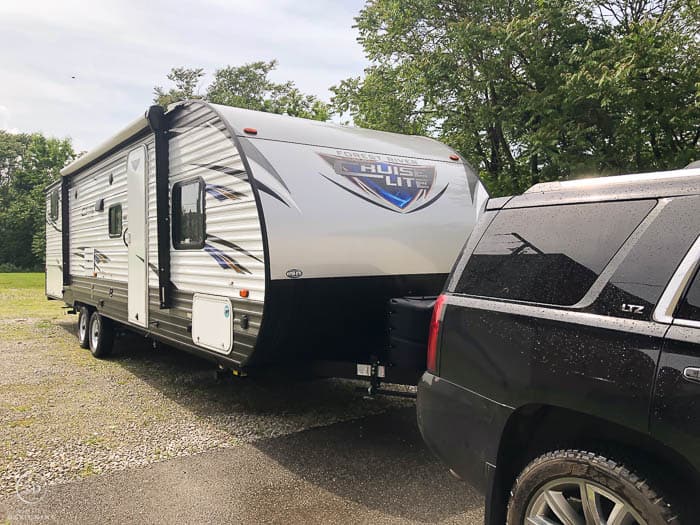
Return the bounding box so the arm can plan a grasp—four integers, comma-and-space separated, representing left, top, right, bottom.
0, 131, 74, 270
153, 67, 205, 107
154, 61, 329, 121
332, 0, 700, 195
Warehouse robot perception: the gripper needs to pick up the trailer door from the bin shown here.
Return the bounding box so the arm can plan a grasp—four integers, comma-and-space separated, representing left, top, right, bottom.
126, 145, 148, 328
45, 187, 63, 298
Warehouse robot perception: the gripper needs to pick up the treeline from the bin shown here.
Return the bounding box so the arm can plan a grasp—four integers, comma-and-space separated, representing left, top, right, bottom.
0, 132, 74, 271
331, 0, 700, 195
2, 0, 698, 270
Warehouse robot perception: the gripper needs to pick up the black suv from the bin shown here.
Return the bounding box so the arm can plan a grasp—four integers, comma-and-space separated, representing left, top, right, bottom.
417, 169, 700, 525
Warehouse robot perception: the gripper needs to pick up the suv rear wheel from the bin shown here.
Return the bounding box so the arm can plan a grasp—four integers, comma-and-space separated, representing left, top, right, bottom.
507, 449, 678, 525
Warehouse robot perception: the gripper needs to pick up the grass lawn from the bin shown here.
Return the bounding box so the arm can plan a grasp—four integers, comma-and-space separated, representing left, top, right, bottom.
0, 272, 64, 319
0, 272, 45, 289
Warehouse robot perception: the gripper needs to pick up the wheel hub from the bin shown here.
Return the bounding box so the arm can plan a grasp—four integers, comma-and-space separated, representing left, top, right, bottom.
526, 477, 647, 525
90, 317, 100, 349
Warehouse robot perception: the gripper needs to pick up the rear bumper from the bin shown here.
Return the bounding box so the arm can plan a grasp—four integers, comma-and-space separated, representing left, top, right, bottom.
416, 372, 513, 495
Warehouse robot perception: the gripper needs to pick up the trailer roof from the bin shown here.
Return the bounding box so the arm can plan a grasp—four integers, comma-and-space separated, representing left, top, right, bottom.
61, 101, 465, 178
209, 103, 461, 162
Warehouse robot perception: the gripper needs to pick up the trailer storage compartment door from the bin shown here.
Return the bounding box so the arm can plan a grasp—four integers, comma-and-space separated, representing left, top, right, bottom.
192, 294, 233, 354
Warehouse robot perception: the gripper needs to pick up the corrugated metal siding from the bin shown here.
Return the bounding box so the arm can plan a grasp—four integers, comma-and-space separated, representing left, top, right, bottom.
68, 135, 155, 284
148, 104, 265, 361
45, 188, 62, 274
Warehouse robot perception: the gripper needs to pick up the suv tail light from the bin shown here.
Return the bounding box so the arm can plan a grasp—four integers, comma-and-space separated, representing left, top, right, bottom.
427, 294, 447, 374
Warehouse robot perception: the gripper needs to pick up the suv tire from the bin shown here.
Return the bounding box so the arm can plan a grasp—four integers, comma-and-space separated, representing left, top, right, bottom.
77, 306, 91, 349
88, 311, 114, 359
507, 449, 679, 525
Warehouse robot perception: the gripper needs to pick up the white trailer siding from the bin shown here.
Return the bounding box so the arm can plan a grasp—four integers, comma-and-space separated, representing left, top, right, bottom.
145, 103, 266, 359
45, 183, 63, 298
162, 104, 265, 302
68, 135, 154, 283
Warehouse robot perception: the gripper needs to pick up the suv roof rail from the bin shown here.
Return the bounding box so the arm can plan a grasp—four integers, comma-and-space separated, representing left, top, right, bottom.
526, 167, 700, 194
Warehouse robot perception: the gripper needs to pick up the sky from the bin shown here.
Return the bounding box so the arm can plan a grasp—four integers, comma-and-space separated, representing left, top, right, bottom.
0, 0, 368, 151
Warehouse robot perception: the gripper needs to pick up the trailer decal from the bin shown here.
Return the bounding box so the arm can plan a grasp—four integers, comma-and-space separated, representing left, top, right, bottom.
203, 244, 252, 274
207, 234, 263, 263
238, 137, 291, 192
318, 153, 443, 213
205, 184, 245, 201
94, 250, 111, 265
255, 180, 290, 207
193, 163, 248, 181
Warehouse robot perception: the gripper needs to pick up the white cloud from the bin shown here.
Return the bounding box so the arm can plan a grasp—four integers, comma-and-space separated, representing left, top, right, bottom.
0, 0, 367, 150
0, 105, 20, 134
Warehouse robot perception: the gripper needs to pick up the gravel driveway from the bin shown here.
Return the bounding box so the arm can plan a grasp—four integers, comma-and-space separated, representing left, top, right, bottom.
0, 313, 415, 495
0, 278, 483, 523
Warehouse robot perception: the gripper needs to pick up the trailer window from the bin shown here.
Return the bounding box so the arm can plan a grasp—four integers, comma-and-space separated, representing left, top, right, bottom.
108, 204, 122, 238
49, 190, 59, 221
172, 179, 205, 250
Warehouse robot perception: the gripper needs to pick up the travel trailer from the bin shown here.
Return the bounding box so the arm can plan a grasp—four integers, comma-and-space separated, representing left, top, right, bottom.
46, 100, 487, 381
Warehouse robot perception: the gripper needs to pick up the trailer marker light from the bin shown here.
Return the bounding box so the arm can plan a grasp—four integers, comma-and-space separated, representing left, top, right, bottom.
239, 289, 250, 298
243, 128, 258, 135
449, 154, 459, 161
426, 294, 447, 374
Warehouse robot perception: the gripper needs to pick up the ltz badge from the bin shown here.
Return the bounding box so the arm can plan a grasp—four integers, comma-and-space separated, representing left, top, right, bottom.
318, 152, 448, 213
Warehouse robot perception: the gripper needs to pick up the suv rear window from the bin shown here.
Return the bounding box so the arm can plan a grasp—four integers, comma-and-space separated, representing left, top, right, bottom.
453, 200, 655, 306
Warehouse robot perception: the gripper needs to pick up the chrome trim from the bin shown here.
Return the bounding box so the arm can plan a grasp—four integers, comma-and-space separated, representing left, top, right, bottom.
447, 295, 667, 337
526, 167, 700, 194
573, 198, 669, 308
683, 367, 700, 383
675, 318, 700, 329
653, 235, 700, 324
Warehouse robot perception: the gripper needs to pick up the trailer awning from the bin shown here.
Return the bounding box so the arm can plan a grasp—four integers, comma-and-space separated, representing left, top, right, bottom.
60, 112, 151, 177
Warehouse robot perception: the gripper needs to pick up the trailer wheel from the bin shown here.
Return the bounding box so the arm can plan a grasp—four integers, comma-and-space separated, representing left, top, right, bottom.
77, 306, 91, 349
88, 312, 114, 359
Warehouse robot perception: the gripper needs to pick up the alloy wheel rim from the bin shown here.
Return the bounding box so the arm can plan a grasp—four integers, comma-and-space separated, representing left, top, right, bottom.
79, 312, 87, 340
90, 317, 100, 349
525, 477, 647, 525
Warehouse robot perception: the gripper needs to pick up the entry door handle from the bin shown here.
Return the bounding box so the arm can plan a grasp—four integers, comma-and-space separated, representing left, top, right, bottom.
683, 367, 700, 383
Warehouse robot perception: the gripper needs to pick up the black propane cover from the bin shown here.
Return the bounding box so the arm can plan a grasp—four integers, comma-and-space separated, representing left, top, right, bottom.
387, 296, 437, 372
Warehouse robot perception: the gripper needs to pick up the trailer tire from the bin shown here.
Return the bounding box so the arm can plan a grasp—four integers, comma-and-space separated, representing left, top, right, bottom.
77, 306, 91, 349
88, 312, 114, 359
